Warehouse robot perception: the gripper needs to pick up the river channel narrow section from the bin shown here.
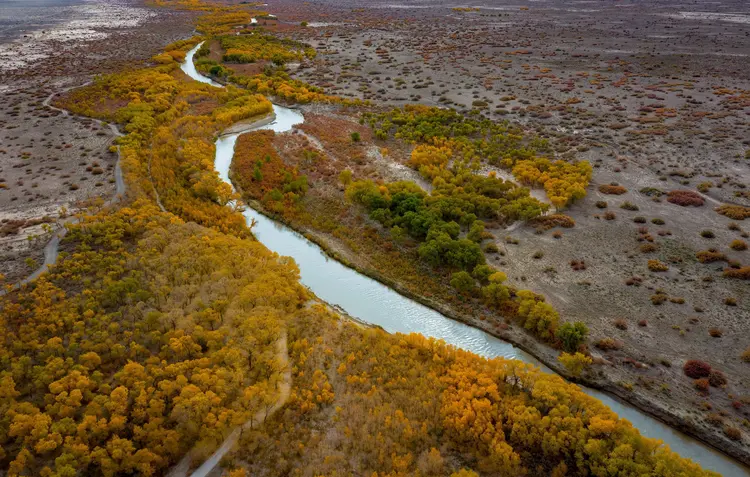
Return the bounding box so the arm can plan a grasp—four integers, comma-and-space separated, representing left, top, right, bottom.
182, 42, 747, 477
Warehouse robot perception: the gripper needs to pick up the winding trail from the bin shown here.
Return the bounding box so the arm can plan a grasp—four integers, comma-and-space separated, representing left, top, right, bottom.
168, 332, 291, 477
3, 85, 124, 294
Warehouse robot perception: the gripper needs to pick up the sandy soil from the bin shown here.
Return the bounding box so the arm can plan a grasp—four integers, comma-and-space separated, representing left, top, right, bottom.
0, 0, 196, 283
264, 104, 750, 464
233, 0, 750, 463
3, 0, 747, 467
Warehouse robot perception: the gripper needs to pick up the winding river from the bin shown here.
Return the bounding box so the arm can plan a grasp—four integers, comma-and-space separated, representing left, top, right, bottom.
182, 43, 747, 476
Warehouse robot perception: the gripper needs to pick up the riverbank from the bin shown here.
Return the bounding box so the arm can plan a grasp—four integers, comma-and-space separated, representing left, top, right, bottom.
272, 1, 750, 469
231, 180, 750, 471
172, 20, 750, 473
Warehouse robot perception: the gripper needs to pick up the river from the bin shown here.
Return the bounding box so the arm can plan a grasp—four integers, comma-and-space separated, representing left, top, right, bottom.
182, 43, 748, 477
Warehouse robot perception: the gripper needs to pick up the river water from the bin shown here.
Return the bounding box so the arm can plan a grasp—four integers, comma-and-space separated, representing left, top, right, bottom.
183, 43, 747, 477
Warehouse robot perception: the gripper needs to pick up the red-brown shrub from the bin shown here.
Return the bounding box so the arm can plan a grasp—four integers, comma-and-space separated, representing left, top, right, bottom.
683, 360, 711, 378
667, 190, 704, 207
625, 276, 643, 286
529, 214, 575, 230
570, 260, 586, 271
694, 378, 710, 392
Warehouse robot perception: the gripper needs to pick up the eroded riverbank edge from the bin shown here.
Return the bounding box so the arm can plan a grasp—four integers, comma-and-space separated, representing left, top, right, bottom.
229, 164, 750, 470
179, 35, 750, 473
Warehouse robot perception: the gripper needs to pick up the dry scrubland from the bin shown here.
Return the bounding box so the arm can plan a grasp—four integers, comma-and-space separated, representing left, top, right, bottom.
0, 0, 749, 475
0, 2, 196, 283
254, 0, 750, 464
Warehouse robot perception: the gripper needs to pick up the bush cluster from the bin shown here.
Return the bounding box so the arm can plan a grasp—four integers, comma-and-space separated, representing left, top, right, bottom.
716, 204, 750, 220
666, 190, 704, 207
683, 360, 711, 379
599, 184, 627, 195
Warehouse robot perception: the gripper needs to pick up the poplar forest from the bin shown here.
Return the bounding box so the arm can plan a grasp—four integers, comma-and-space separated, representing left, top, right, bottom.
0, 0, 747, 476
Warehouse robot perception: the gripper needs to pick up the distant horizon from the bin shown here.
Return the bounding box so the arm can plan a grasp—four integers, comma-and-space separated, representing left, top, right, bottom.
0, 0, 85, 6
0, 0, 86, 44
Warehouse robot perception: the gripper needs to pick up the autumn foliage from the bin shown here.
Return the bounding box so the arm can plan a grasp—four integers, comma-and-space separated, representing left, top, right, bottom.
684, 360, 712, 379
715, 204, 750, 220
224, 310, 717, 476
0, 206, 300, 476
667, 190, 705, 207
364, 105, 591, 208
56, 51, 272, 237
598, 184, 627, 195
0, 1, 724, 475
231, 130, 308, 214
220, 34, 315, 65
723, 266, 750, 280
512, 157, 592, 209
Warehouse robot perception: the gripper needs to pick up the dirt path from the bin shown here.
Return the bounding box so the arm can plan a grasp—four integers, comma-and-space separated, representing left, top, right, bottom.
2, 86, 124, 295
168, 331, 291, 477
43, 85, 125, 197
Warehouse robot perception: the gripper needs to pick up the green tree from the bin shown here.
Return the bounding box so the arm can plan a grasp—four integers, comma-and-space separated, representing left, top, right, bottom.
556, 321, 589, 352
482, 283, 510, 307
472, 264, 493, 283
450, 271, 476, 295
467, 221, 485, 242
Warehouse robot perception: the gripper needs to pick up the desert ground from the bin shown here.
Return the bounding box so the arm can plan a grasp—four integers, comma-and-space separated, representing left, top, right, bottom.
1, 0, 749, 470
0, 0, 195, 283
224, 0, 750, 461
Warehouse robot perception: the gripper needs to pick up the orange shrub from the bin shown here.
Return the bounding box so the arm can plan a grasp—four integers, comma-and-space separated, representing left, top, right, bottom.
723, 266, 750, 280
598, 184, 627, 195
716, 204, 750, 220
647, 259, 668, 272
696, 250, 726, 263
